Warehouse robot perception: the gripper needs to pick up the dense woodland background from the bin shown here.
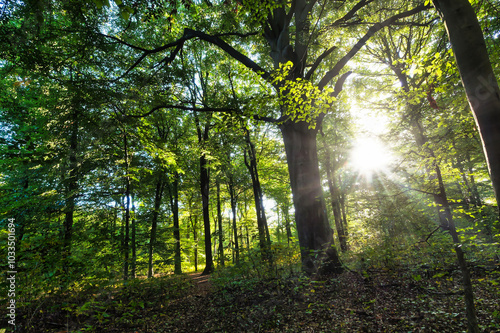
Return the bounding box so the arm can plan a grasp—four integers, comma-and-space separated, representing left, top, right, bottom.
1, 0, 500, 332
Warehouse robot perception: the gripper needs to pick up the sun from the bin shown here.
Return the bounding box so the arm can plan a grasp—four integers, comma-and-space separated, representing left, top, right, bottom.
350, 136, 393, 175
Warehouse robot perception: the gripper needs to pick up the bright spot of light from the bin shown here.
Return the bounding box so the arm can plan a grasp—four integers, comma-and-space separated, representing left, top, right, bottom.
350, 136, 393, 175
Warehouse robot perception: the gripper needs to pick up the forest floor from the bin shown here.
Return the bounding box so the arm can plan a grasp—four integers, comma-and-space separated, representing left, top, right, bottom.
4, 265, 500, 332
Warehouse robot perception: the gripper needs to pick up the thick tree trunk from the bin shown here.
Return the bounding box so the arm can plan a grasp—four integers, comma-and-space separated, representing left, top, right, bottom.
432, 0, 500, 211
280, 120, 342, 275
148, 174, 164, 278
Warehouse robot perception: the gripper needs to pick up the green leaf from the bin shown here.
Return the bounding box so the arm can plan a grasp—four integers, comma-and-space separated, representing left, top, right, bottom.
93, 0, 103, 9
121, 9, 131, 20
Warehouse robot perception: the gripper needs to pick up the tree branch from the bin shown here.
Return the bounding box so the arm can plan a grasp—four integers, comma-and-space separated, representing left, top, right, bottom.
332, 70, 352, 97
106, 29, 270, 84
318, 4, 430, 89
317, 71, 352, 128
126, 105, 239, 118
109, 36, 188, 82
214, 31, 260, 38
99, 33, 149, 52
253, 114, 282, 123
305, 45, 337, 80
124, 104, 282, 124
184, 29, 271, 82
332, 0, 375, 27
422, 225, 442, 244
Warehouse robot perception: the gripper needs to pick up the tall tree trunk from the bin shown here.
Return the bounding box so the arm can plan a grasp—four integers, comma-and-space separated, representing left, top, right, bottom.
216, 179, 225, 266
131, 193, 136, 278
245, 225, 250, 250
213, 210, 218, 261
324, 148, 348, 252
451, 137, 479, 207
409, 113, 480, 333
396, 65, 480, 333
148, 173, 164, 278
190, 214, 199, 272
244, 129, 272, 256
200, 152, 213, 274
435, 159, 479, 333
228, 177, 239, 264
466, 151, 482, 207
432, 0, 500, 216
112, 206, 117, 248
63, 107, 79, 273
280, 120, 342, 275
340, 191, 349, 238
229, 214, 234, 263
195, 115, 214, 275
123, 134, 131, 281
169, 171, 182, 275
282, 204, 293, 245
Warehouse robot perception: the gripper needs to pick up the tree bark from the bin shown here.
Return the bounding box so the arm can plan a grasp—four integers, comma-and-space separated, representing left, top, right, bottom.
216, 178, 225, 266
282, 203, 293, 245
324, 148, 348, 252
148, 173, 164, 278
63, 106, 79, 272
194, 112, 214, 275
466, 151, 482, 207
189, 214, 199, 272
131, 193, 136, 278
200, 151, 213, 274
169, 171, 182, 275
432, 0, 500, 213
340, 191, 349, 238
228, 176, 239, 264
244, 129, 272, 257
395, 61, 480, 333
280, 120, 342, 275
435, 160, 480, 333
123, 133, 131, 281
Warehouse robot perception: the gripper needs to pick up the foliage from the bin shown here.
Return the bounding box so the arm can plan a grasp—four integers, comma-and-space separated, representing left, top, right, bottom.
0, 0, 500, 331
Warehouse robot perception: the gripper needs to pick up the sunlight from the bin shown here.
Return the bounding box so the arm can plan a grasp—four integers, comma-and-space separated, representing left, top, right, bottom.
350, 136, 393, 176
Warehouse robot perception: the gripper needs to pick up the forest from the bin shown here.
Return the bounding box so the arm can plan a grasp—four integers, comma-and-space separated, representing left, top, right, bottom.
1, 0, 500, 332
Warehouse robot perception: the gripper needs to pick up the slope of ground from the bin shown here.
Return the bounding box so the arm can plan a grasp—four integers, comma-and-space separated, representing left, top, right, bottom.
3, 267, 500, 332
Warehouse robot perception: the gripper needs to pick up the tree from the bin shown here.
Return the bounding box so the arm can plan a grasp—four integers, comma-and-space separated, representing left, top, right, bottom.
431, 0, 500, 216
195, 111, 215, 274
244, 127, 272, 257
107, 0, 430, 274
363, 18, 481, 333
148, 169, 165, 278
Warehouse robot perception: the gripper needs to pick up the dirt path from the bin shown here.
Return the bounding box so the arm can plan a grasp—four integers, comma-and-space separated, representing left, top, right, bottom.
187, 272, 212, 295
